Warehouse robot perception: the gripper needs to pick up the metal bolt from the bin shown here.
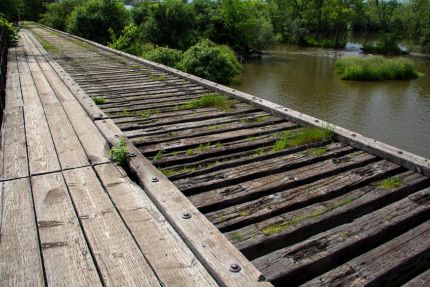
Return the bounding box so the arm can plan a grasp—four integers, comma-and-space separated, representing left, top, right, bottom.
182, 212, 192, 219
229, 263, 241, 273
151, 177, 159, 183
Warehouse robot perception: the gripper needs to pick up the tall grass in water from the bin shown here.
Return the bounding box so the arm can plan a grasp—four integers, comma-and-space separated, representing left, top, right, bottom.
335, 56, 421, 81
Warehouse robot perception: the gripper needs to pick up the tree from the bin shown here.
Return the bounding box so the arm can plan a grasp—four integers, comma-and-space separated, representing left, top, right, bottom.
139, 0, 197, 50
40, 0, 84, 31
178, 39, 242, 84
67, 0, 131, 44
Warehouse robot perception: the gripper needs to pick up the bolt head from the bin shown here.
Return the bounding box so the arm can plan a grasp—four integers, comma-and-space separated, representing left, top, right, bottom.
229, 263, 241, 273
182, 212, 192, 219
151, 177, 159, 183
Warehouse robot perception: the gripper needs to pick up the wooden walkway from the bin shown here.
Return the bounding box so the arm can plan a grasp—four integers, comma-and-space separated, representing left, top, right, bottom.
0, 28, 271, 287
2, 22, 430, 286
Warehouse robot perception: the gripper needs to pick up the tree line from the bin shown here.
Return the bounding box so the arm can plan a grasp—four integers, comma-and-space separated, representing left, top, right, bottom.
1, 0, 429, 83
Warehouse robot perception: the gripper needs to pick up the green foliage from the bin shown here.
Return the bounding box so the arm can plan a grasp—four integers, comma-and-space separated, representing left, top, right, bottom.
67, 0, 131, 45
378, 176, 402, 190
0, 17, 20, 47
139, 0, 197, 50
143, 46, 183, 67
91, 96, 106, 105
183, 94, 235, 111
40, 0, 83, 31
220, 0, 274, 55
1, 0, 23, 22
178, 39, 242, 84
109, 24, 142, 55
362, 33, 402, 55
109, 139, 128, 166
272, 128, 334, 151
335, 56, 421, 81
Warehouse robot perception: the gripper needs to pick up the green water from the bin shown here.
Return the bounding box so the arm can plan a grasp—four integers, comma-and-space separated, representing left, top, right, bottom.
230, 44, 430, 158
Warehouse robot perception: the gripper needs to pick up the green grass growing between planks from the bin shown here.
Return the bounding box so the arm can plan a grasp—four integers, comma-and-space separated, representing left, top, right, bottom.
272, 127, 334, 152
109, 139, 128, 166
92, 96, 107, 105
378, 176, 403, 189
182, 93, 235, 111
335, 56, 421, 81
261, 196, 355, 236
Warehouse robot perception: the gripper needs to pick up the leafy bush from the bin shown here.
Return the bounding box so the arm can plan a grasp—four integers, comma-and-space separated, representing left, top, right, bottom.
109, 139, 128, 166
109, 24, 142, 55
178, 39, 242, 84
0, 17, 20, 47
67, 0, 131, 44
143, 47, 183, 67
139, 0, 197, 50
335, 56, 421, 81
362, 33, 401, 55
40, 0, 83, 31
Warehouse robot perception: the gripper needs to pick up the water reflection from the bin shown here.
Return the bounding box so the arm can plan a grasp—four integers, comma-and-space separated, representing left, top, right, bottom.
230, 44, 430, 158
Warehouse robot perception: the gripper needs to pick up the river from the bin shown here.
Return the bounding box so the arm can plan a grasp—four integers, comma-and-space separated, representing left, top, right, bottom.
230, 43, 430, 159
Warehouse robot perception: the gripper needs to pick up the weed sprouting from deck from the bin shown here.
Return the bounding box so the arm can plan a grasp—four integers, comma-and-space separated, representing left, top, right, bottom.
109, 139, 128, 166
308, 146, 329, 156
149, 74, 167, 81
207, 124, 225, 131
153, 150, 165, 161
230, 232, 245, 242
272, 128, 334, 151
183, 93, 235, 111
378, 176, 403, 189
162, 166, 196, 177
138, 109, 160, 118
185, 142, 223, 156
92, 96, 106, 105
261, 196, 355, 236
120, 108, 130, 116
256, 115, 272, 122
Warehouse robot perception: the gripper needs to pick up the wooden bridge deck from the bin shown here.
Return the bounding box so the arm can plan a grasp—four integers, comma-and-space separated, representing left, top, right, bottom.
1, 22, 430, 286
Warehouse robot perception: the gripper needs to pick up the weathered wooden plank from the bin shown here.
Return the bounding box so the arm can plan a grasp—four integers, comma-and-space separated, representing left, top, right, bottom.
210, 159, 402, 232
63, 166, 162, 286
0, 178, 44, 286
95, 118, 272, 287
124, 111, 269, 138
252, 188, 430, 286
31, 72, 89, 170
0, 107, 29, 180
301, 217, 430, 287
5, 48, 23, 109
129, 118, 285, 147
20, 73, 60, 175
94, 163, 219, 287
189, 151, 375, 212
31, 172, 102, 286
138, 121, 298, 154
225, 171, 429, 258
403, 269, 430, 287
175, 142, 349, 194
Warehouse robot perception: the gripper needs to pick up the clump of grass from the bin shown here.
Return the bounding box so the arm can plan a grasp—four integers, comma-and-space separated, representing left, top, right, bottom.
239, 209, 252, 217
162, 166, 196, 177
183, 93, 235, 111
335, 56, 421, 81
246, 136, 257, 142
120, 108, 130, 116
92, 96, 106, 105
256, 115, 272, 123
109, 139, 128, 166
139, 109, 160, 118
272, 128, 334, 151
186, 142, 222, 156
262, 197, 354, 236
153, 150, 165, 161
378, 176, 403, 190
149, 74, 167, 81
308, 146, 329, 156
207, 124, 225, 131
230, 232, 245, 242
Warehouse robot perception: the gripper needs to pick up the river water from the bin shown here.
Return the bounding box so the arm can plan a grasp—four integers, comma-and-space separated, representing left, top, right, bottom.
230, 44, 430, 159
